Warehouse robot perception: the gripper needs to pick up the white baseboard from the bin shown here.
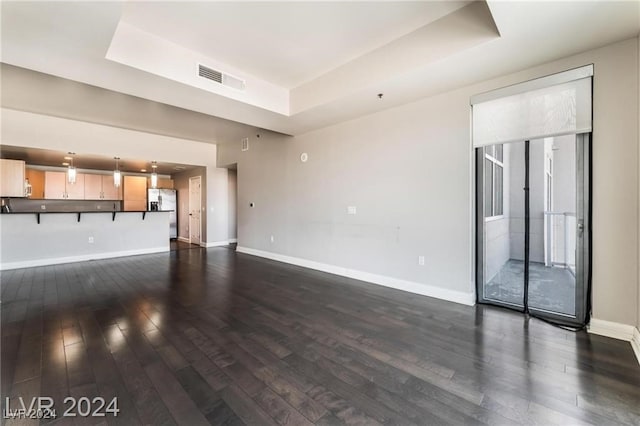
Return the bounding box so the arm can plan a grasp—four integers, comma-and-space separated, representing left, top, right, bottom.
632, 327, 640, 366
0, 246, 169, 271
588, 318, 636, 341
202, 241, 231, 248
236, 246, 475, 306
229, 238, 238, 243
177, 236, 190, 243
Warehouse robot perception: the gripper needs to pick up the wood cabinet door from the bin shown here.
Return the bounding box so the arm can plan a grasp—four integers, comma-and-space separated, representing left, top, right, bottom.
0, 159, 26, 197
66, 173, 85, 199
123, 200, 147, 211
123, 176, 148, 211
101, 175, 122, 200
84, 174, 103, 199
147, 177, 174, 189
44, 171, 67, 199
25, 169, 45, 199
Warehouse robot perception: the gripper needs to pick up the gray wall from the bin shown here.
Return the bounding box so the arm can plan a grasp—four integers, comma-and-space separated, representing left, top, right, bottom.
228, 168, 237, 240
219, 37, 640, 327
220, 96, 475, 295
0, 212, 169, 269
0, 63, 254, 145
173, 167, 207, 241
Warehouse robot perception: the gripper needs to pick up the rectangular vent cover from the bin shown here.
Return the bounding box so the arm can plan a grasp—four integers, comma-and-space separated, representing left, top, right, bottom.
241, 138, 249, 152
198, 64, 245, 91
198, 64, 222, 83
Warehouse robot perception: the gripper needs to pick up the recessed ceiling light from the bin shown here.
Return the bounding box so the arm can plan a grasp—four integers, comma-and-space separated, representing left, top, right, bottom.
62, 162, 69, 166
174, 166, 186, 170
63, 156, 72, 160
140, 169, 147, 172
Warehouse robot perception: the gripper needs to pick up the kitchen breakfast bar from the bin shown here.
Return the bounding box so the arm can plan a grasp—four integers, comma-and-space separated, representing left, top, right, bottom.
0, 210, 170, 270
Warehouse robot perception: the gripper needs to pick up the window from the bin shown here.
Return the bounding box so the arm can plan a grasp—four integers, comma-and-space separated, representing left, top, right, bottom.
484, 144, 504, 218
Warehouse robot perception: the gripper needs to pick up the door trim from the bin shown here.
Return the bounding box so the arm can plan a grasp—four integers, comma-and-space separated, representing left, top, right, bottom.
188, 175, 202, 245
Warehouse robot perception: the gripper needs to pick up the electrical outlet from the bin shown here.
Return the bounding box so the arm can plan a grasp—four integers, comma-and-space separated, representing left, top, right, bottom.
88, 237, 95, 244
418, 256, 425, 266
347, 206, 357, 215
270, 235, 275, 243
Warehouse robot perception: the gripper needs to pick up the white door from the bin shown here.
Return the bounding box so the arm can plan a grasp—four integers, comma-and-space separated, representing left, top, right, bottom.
189, 176, 202, 245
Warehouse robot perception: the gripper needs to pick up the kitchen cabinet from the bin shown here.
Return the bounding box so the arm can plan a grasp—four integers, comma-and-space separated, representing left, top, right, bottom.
84, 174, 103, 199
147, 177, 174, 189
66, 174, 85, 199
44, 171, 67, 199
25, 169, 45, 199
0, 159, 26, 197
44, 171, 85, 199
101, 175, 122, 200
69, 173, 122, 200
123, 175, 147, 211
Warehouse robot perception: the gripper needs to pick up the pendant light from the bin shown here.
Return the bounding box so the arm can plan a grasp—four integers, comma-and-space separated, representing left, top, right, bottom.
67, 152, 77, 184
113, 157, 121, 188
150, 161, 158, 189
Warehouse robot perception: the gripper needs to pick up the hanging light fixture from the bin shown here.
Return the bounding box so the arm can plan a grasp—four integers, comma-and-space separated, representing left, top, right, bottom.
150, 161, 158, 189
113, 157, 121, 188
67, 152, 77, 184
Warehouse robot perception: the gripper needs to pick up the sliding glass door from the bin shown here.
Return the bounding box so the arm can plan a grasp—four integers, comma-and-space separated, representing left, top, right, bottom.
476, 134, 590, 326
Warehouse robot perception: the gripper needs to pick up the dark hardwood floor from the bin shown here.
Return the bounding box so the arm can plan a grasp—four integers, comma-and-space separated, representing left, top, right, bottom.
2, 247, 639, 425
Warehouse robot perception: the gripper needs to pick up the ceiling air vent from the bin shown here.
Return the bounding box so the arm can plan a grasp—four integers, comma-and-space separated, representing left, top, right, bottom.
241, 137, 249, 152
198, 64, 222, 83
198, 64, 245, 91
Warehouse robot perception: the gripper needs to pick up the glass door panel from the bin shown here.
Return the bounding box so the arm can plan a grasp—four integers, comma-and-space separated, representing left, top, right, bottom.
479, 142, 525, 308
527, 136, 577, 317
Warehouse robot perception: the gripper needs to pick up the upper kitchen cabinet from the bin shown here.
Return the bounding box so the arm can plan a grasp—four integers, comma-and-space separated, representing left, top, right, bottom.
66, 173, 85, 199
44, 171, 66, 199
44, 171, 85, 199
101, 175, 122, 200
0, 159, 26, 197
25, 168, 45, 199
147, 177, 174, 189
85, 174, 122, 200
84, 173, 103, 199
123, 175, 147, 211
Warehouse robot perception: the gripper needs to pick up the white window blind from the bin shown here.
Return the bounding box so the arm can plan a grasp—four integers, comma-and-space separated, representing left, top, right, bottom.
471, 65, 593, 147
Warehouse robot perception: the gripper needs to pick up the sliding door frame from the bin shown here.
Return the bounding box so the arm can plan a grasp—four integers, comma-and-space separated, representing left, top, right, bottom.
475, 133, 592, 327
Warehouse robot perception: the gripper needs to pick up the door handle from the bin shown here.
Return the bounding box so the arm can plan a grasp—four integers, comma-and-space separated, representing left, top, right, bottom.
578, 221, 584, 236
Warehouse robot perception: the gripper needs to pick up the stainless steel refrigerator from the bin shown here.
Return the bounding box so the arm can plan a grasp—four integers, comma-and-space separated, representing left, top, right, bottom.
148, 189, 177, 239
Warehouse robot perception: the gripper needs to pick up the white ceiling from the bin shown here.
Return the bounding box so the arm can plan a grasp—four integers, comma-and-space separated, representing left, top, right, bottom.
1, 1, 639, 138
120, 1, 470, 88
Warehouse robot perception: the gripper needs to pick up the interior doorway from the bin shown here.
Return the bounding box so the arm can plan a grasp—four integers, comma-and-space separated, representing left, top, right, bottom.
189, 175, 202, 246
476, 134, 590, 326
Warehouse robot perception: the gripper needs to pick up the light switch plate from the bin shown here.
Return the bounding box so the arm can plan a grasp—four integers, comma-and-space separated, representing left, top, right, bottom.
347, 206, 357, 215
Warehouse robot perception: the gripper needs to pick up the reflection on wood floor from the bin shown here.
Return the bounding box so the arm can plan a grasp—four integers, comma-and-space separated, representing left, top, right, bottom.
2, 246, 639, 425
